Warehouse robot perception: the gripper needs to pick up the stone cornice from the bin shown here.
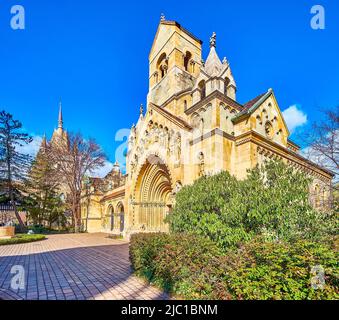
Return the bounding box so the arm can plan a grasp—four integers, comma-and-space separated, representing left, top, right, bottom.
190, 128, 235, 146
236, 131, 334, 179
155, 87, 193, 108
149, 103, 193, 131
101, 188, 125, 202
185, 90, 243, 115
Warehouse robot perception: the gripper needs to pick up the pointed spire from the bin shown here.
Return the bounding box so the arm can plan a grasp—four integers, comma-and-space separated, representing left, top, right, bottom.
41, 133, 47, 149
58, 101, 63, 129
205, 33, 223, 77
160, 13, 166, 21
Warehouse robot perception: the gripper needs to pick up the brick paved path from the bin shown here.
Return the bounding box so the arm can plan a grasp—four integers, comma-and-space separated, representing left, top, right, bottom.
0, 233, 168, 300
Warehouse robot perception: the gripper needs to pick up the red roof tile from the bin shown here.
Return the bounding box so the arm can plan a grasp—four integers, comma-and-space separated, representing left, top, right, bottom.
243, 93, 267, 110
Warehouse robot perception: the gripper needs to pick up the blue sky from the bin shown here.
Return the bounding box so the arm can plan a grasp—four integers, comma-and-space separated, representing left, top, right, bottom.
0, 0, 338, 175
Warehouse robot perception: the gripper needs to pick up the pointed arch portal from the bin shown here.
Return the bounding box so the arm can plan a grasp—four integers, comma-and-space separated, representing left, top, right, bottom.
133, 155, 173, 232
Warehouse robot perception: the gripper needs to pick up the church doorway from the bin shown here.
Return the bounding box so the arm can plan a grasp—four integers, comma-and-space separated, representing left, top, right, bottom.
134, 155, 173, 232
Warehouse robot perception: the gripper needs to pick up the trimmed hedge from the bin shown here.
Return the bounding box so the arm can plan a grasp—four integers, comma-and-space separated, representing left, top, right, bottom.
130, 233, 339, 300
0, 234, 46, 246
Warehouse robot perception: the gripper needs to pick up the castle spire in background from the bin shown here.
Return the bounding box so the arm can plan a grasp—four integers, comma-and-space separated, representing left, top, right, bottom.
58, 101, 63, 129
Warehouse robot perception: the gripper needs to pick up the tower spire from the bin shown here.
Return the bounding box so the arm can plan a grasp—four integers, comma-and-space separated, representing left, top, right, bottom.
58, 101, 63, 129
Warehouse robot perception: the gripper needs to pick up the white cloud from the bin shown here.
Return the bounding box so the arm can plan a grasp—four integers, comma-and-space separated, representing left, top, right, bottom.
16, 135, 43, 158
90, 160, 114, 178
282, 105, 308, 133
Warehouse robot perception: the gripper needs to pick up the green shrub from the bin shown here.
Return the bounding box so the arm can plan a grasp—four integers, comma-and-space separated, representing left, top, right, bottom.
0, 234, 46, 246
220, 237, 339, 300
130, 233, 224, 299
130, 233, 339, 300
130, 233, 171, 281
153, 234, 223, 297
167, 161, 336, 250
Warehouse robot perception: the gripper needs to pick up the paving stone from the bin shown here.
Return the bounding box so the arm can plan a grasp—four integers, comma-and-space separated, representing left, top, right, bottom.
0, 233, 169, 300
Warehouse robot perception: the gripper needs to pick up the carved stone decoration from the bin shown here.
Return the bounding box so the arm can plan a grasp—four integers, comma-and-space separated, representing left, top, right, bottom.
199, 118, 204, 135
169, 131, 175, 157
265, 121, 274, 139
210, 32, 217, 48
175, 134, 182, 163
130, 154, 138, 179
154, 126, 159, 143
198, 152, 205, 177
159, 129, 165, 147
173, 181, 183, 195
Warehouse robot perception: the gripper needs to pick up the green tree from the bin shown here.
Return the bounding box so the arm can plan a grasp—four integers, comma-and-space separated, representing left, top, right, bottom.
168, 160, 335, 250
0, 111, 32, 231
25, 142, 65, 228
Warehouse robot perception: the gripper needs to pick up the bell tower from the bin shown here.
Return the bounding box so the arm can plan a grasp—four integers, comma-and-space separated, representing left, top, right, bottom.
147, 15, 203, 107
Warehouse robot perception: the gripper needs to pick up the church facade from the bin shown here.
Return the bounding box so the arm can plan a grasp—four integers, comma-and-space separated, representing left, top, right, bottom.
81, 18, 334, 236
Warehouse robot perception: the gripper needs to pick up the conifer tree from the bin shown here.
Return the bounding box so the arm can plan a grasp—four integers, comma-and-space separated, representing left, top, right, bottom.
0, 111, 32, 231
25, 139, 65, 228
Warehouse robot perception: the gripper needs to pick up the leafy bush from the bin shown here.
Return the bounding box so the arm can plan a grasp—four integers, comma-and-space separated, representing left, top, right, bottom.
0, 234, 46, 246
130, 233, 224, 299
130, 233, 339, 300
167, 161, 336, 250
130, 233, 171, 281
220, 237, 339, 300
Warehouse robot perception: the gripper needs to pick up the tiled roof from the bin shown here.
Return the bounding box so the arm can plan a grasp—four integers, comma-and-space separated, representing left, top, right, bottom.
243, 92, 267, 110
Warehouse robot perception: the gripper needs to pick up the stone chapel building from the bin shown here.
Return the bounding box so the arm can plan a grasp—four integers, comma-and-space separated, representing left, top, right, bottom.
80, 18, 334, 236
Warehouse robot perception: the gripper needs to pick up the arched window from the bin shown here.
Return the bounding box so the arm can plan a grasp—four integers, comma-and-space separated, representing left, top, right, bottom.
265, 121, 274, 139
110, 206, 114, 231
314, 184, 320, 208
117, 202, 125, 233
256, 115, 262, 125
157, 53, 168, 79
184, 100, 187, 111
322, 187, 326, 207
198, 80, 206, 100
200, 118, 204, 135
184, 51, 192, 72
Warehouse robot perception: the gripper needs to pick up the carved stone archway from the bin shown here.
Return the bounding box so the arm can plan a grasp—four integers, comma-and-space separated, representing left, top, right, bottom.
133, 155, 173, 232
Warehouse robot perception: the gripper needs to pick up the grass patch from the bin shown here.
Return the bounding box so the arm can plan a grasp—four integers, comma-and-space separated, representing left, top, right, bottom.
0, 234, 46, 246
107, 234, 124, 240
